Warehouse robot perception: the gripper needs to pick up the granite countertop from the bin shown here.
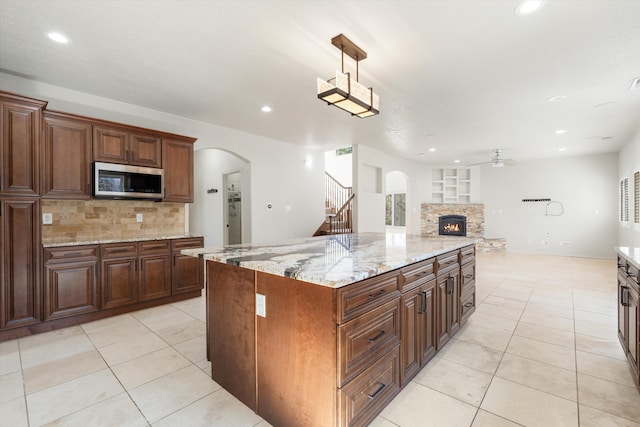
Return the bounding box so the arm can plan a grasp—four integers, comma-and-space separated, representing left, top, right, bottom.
43, 234, 203, 248
616, 247, 640, 270
182, 232, 476, 288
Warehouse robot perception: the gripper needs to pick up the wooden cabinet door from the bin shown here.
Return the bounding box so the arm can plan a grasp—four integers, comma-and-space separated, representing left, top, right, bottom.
618, 271, 628, 348
44, 259, 99, 320
162, 138, 194, 202
0, 95, 45, 196
628, 286, 639, 372
43, 113, 92, 199
400, 286, 421, 385
101, 257, 137, 309
139, 254, 171, 301
436, 270, 459, 350
172, 253, 203, 294
0, 199, 41, 329
420, 280, 437, 365
129, 133, 161, 168
93, 126, 128, 164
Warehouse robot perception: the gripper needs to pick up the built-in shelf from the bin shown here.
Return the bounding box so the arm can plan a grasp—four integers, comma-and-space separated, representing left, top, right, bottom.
431, 168, 471, 203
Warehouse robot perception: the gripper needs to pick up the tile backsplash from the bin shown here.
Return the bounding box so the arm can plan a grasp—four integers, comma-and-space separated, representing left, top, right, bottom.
41, 200, 185, 245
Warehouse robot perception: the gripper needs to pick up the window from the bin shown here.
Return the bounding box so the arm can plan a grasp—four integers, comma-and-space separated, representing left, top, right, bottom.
335, 146, 352, 156
386, 193, 406, 226
621, 177, 629, 222
635, 172, 640, 224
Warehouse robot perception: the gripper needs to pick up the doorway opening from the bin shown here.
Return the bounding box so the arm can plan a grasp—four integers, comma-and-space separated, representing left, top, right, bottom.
224, 171, 242, 245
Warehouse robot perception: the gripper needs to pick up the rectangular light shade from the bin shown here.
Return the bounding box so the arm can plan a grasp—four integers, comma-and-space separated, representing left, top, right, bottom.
317, 71, 379, 118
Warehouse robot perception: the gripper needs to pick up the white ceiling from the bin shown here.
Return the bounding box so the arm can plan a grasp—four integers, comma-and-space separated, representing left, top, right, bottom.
1, 0, 639, 166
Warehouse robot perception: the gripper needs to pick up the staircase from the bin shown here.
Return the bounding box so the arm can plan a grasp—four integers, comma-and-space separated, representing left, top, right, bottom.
314, 173, 354, 236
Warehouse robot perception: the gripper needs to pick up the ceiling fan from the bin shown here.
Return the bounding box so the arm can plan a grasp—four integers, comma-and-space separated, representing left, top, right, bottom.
467, 149, 515, 168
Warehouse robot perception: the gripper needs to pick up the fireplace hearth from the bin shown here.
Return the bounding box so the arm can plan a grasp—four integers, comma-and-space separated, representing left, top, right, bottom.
438, 215, 467, 237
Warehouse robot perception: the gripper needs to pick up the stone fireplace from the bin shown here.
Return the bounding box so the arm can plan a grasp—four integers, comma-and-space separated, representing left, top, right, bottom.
438, 215, 467, 236
421, 203, 506, 252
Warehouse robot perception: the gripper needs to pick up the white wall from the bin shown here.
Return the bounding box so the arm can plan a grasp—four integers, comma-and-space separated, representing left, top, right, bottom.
478, 153, 618, 258
352, 144, 430, 234
0, 73, 326, 245
618, 127, 640, 247
191, 149, 248, 247
325, 149, 352, 187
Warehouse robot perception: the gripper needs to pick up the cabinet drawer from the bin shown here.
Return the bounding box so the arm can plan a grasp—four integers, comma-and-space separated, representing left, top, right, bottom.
338, 271, 400, 323
460, 285, 476, 325
172, 237, 204, 251
400, 258, 435, 292
44, 245, 98, 262
338, 299, 401, 387
139, 240, 170, 254
101, 243, 138, 258
338, 346, 400, 427
461, 244, 475, 265
461, 262, 475, 292
628, 264, 639, 284
436, 251, 459, 274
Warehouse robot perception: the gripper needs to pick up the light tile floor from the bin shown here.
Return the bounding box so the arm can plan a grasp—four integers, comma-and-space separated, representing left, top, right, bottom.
1, 252, 639, 426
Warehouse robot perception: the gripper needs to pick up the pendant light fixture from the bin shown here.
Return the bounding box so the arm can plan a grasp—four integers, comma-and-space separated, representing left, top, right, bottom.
317, 34, 379, 118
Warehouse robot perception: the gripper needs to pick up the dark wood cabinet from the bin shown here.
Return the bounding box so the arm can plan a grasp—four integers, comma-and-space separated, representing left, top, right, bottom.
618, 256, 640, 383
0, 198, 41, 329
43, 245, 99, 320
399, 258, 437, 386
42, 112, 92, 199
162, 138, 195, 203
400, 279, 436, 385
138, 240, 171, 301
0, 93, 46, 197
171, 237, 204, 294
93, 125, 162, 168
101, 243, 138, 309
436, 251, 460, 350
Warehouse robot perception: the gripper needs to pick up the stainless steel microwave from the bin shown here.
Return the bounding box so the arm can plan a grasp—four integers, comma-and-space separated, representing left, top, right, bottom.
93, 162, 164, 200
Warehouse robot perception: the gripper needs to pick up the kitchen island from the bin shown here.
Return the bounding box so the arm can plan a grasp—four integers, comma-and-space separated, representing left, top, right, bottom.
183, 233, 476, 427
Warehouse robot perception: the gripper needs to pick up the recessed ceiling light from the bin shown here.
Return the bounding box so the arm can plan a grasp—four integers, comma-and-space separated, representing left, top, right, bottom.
453, 159, 461, 164
47, 32, 69, 43
261, 106, 272, 113
515, 0, 545, 16
546, 95, 566, 103
555, 129, 567, 135
428, 148, 436, 152
417, 153, 425, 157
558, 147, 567, 152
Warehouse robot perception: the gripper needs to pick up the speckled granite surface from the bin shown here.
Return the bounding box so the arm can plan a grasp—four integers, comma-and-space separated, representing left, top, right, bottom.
43, 234, 201, 248
183, 232, 475, 288
617, 247, 640, 270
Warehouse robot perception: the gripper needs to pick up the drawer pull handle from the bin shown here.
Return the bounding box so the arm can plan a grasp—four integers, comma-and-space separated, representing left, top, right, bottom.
368, 289, 386, 299
367, 382, 386, 400
367, 330, 385, 343
464, 274, 473, 279
464, 302, 473, 308
63, 252, 82, 257
419, 291, 427, 314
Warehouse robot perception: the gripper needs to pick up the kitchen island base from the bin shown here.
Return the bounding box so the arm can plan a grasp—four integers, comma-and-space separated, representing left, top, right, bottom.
204, 239, 476, 427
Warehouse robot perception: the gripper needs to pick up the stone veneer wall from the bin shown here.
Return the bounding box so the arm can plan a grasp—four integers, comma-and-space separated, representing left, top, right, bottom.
420, 203, 506, 252
421, 203, 485, 238
42, 200, 185, 245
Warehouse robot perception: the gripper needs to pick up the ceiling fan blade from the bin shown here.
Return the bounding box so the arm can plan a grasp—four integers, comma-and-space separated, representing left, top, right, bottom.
466, 161, 492, 166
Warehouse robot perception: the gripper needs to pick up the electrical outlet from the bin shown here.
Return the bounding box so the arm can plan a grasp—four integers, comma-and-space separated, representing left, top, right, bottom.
256, 293, 266, 317
136, 213, 143, 222
42, 213, 53, 225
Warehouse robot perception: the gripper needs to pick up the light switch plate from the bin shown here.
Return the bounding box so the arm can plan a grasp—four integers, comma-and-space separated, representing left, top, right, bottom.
136, 213, 143, 222
42, 213, 53, 225
256, 293, 266, 317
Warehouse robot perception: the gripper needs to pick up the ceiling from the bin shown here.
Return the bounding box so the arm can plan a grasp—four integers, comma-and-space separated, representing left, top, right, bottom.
1, 0, 639, 166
